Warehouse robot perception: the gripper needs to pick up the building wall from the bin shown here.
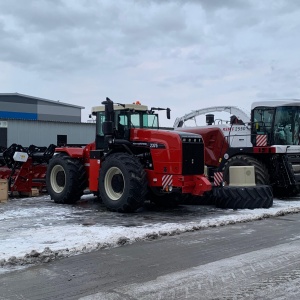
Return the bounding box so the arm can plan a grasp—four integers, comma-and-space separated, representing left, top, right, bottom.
0, 94, 82, 122
37, 101, 81, 122
3, 119, 95, 147
0, 95, 38, 120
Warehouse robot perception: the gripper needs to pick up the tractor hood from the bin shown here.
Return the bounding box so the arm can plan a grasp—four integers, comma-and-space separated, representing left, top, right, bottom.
129, 129, 205, 175
130, 129, 203, 149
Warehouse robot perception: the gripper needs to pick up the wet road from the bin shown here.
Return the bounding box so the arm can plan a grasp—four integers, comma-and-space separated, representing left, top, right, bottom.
1, 212, 300, 299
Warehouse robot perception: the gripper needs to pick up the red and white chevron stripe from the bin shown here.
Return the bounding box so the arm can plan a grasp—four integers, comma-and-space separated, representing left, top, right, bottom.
162, 175, 173, 189
214, 172, 223, 186
256, 134, 267, 146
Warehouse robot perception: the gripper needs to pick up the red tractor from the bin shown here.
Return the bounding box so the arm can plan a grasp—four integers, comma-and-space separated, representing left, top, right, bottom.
46, 98, 211, 212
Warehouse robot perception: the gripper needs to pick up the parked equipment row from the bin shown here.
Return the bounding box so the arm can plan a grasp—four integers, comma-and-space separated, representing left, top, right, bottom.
0, 143, 56, 195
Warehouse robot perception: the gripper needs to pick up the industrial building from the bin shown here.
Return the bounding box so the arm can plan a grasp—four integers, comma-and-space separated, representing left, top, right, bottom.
0, 93, 95, 147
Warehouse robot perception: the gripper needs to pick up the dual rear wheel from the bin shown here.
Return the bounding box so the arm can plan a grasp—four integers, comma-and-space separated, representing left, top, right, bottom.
47, 152, 148, 213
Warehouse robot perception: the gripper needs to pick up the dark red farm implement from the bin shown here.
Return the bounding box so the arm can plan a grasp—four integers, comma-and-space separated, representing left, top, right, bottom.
0, 144, 56, 196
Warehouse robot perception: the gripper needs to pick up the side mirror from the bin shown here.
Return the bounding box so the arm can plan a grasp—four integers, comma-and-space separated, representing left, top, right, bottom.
166, 108, 171, 119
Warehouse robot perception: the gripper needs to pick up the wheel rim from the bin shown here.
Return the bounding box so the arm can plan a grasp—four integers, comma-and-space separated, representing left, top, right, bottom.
104, 167, 124, 200
50, 165, 66, 193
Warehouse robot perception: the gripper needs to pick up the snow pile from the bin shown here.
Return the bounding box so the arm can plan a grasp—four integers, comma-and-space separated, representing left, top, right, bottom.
1, 197, 300, 271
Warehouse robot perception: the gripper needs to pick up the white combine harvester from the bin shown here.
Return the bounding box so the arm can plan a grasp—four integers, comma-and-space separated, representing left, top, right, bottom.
174, 100, 300, 205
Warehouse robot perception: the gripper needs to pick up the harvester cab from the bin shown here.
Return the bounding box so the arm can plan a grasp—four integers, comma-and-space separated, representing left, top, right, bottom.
251, 100, 300, 147
46, 97, 211, 212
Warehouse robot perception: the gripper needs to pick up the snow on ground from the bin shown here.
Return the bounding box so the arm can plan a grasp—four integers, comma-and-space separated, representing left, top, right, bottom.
1, 194, 300, 272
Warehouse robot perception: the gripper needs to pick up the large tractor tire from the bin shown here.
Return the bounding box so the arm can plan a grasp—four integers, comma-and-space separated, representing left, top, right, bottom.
46, 154, 87, 204
223, 155, 270, 185
99, 153, 147, 213
215, 185, 273, 209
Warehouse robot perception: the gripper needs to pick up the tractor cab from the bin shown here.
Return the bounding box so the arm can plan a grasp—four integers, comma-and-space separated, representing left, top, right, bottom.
92, 98, 170, 150
251, 100, 300, 146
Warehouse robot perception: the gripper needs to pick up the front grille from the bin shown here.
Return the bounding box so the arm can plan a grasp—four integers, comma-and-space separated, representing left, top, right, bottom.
182, 142, 204, 175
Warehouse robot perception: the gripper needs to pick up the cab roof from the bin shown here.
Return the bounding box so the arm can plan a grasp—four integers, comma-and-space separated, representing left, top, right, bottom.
251, 99, 300, 109
92, 103, 148, 113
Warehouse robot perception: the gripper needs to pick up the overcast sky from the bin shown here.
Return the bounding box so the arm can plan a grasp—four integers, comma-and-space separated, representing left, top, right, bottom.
0, 0, 300, 126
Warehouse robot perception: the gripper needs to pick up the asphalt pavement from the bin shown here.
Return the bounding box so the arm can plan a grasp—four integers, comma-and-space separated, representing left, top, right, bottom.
1, 212, 300, 299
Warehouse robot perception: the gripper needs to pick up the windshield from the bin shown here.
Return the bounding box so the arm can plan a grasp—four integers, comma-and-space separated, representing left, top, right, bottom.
143, 114, 159, 128
252, 106, 300, 145
119, 112, 159, 129
95, 110, 159, 149
96, 111, 159, 136
273, 106, 300, 145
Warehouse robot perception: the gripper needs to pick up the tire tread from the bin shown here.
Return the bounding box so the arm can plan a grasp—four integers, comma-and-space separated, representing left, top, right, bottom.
215, 185, 273, 209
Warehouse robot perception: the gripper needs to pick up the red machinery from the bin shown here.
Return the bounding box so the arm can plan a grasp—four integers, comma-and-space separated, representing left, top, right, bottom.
174, 101, 300, 197
0, 144, 56, 195
46, 98, 211, 212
